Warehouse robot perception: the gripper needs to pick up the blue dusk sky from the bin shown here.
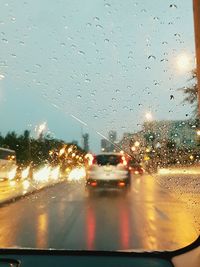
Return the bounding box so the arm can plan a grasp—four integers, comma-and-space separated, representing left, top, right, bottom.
0, 0, 196, 152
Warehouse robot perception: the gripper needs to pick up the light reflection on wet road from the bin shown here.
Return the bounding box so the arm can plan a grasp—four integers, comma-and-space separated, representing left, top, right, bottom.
0, 173, 198, 251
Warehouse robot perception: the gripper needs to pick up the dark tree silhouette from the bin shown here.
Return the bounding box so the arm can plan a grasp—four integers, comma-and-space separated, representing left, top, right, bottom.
179, 69, 198, 116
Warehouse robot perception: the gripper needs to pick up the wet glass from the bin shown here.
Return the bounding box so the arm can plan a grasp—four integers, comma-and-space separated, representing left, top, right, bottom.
0, 0, 199, 252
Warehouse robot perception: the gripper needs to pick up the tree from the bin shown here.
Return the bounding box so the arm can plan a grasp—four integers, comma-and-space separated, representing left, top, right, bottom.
179, 69, 198, 116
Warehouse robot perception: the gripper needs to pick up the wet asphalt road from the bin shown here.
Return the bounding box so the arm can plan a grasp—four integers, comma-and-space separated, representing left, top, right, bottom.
0, 172, 198, 251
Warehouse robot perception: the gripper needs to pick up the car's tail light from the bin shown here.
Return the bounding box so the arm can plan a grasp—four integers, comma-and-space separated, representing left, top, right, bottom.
91, 181, 97, 187
118, 181, 126, 187
85, 153, 95, 166
120, 156, 127, 166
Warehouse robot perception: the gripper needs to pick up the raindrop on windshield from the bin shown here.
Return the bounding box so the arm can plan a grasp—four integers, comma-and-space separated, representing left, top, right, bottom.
96, 24, 103, 29
78, 50, 85, 55
93, 16, 100, 21
148, 55, 156, 60
170, 4, 177, 8
2, 38, 8, 43
104, 3, 111, 8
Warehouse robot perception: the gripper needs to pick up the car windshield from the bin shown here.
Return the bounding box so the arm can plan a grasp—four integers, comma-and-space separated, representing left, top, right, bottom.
0, 0, 199, 253
95, 154, 121, 165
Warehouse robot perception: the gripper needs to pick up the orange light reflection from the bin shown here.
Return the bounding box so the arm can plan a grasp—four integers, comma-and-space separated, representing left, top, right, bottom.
36, 213, 48, 248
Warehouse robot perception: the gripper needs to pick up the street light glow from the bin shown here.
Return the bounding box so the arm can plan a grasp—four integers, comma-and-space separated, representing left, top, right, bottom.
176, 53, 192, 73
145, 112, 153, 121
134, 141, 140, 147
36, 122, 47, 137
38, 122, 47, 135
131, 146, 136, 152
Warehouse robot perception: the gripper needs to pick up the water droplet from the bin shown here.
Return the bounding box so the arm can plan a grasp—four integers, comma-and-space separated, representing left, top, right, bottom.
160, 58, 168, 62
19, 41, 25, 45
93, 16, 100, 21
170, 4, 177, 8
104, 3, 111, 7
174, 33, 181, 37
115, 89, 120, 93
0, 74, 5, 80
148, 55, 156, 60
85, 78, 91, 83
86, 22, 92, 27
78, 50, 85, 55
104, 38, 109, 43
2, 38, 8, 43
77, 95, 81, 99
96, 24, 103, 29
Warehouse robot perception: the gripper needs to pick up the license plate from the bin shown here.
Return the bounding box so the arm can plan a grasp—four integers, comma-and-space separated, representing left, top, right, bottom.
104, 166, 112, 172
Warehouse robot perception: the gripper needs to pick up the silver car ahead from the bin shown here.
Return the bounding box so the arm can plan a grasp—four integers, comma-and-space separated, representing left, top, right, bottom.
86, 153, 131, 192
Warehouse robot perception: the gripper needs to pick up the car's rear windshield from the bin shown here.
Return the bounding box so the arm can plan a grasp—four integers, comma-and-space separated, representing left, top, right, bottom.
95, 155, 121, 166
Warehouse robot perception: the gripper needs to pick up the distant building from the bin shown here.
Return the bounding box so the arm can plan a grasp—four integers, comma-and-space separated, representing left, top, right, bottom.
117, 132, 146, 156
142, 120, 198, 148
108, 131, 117, 143
82, 133, 89, 152
101, 139, 110, 152
116, 119, 198, 160
101, 130, 118, 152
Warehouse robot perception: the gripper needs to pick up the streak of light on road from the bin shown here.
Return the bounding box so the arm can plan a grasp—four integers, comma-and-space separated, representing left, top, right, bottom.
158, 168, 200, 175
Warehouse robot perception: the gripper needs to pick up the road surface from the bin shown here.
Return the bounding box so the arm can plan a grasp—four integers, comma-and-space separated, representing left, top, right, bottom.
0, 172, 199, 251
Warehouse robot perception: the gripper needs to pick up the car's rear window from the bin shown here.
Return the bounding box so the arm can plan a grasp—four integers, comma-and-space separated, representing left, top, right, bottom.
95, 155, 121, 166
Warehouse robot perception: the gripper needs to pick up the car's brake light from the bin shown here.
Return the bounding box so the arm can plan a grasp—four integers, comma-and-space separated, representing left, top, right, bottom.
85, 153, 96, 166
92, 156, 96, 165
118, 181, 126, 187
91, 181, 97, 187
120, 156, 127, 166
